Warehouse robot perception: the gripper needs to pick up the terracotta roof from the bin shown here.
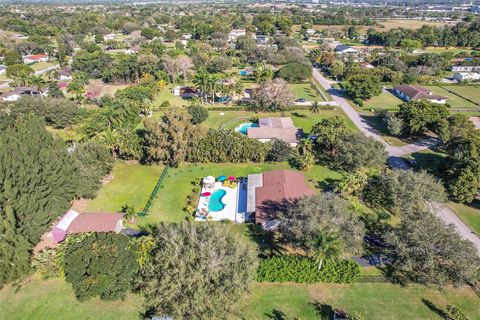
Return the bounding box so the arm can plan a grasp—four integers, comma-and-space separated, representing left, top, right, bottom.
67, 213, 122, 234
24, 54, 48, 60
393, 85, 448, 101
255, 170, 315, 224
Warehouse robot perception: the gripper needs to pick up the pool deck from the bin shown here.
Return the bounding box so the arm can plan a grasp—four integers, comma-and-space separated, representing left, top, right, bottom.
195, 181, 247, 222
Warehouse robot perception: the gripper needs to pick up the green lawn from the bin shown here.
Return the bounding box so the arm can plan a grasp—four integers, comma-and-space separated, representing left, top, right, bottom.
29, 61, 56, 71
143, 162, 342, 225
364, 91, 403, 111
449, 201, 480, 236
4, 278, 478, 320
151, 85, 187, 108
204, 109, 358, 133
408, 149, 447, 177
85, 162, 164, 213
290, 82, 325, 102
424, 86, 478, 111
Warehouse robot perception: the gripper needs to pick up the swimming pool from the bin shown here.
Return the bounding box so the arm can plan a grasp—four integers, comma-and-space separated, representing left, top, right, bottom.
208, 189, 227, 212
236, 122, 259, 135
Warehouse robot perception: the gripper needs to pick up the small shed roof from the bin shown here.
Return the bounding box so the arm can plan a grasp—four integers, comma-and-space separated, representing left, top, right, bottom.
68, 213, 122, 234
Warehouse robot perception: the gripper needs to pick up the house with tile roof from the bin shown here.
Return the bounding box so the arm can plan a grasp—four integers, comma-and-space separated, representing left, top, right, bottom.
247, 170, 315, 230
392, 85, 449, 104
247, 117, 302, 147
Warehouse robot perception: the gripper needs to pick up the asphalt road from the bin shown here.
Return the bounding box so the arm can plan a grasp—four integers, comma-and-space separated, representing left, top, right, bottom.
312, 67, 480, 254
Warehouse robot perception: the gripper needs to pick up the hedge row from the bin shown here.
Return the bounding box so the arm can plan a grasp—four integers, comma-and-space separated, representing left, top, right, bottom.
205, 105, 336, 112
257, 255, 361, 284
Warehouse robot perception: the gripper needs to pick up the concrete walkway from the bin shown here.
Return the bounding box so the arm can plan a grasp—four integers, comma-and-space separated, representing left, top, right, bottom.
312, 67, 480, 253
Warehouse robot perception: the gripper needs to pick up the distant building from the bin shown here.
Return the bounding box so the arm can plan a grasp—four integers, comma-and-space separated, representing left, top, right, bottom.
1, 91, 21, 102
125, 46, 140, 54
451, 65, 480, 72
453, 72, 480, 82
305, 28, 316, 36
247, 117, 302, 147
228, 29, 246, 41
23, 54, 48, 64
360, 62, 375, 69
104, 33, 116, 40
247, 170, 315, 230
255, 35, 269, 45
57, 67, 72, 80
393, 85, 448, 104
0, 64, 6, 74
334, 44, 358, 54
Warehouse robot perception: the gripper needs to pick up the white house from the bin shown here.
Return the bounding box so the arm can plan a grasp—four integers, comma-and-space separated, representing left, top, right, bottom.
1, 92, 21, 102
305, 28, 316, 36
334, 44, 358, 54
393, 85, 449, 104
453, 72, 480, 82
0, 65, 6, 74
23, 54, 48, 64
228, 29, 246, 41
124, 46, 140, 54
104, 33, 116, 40
451, 65, 480, 72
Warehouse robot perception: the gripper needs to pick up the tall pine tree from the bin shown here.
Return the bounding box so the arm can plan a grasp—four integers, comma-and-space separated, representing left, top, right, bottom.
0, 114, 78, 285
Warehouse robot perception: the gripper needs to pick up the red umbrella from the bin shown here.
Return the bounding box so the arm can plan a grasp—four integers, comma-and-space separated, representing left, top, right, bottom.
202, 192, 211, 197
227, 176, 236, 181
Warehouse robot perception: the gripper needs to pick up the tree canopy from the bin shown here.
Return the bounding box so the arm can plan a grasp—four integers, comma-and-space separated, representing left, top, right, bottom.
140, 222, 258, 319
0, 114, 78, 285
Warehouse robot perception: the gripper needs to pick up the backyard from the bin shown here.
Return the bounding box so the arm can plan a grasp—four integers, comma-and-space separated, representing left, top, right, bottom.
1, 277, 479, 320
363, 90, 403, 111
204, 108, 357, 133
143, 162, 342, 225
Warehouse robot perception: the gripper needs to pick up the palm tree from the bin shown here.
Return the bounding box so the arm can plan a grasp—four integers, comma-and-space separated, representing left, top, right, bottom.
11, 71, 32, 88
29, 75, 48, 99
207, 74, 222, 104
310, 101, 321, 114
67, 81, 85, 104
309, 230, 343, 270
99, 126, 121, 158
193, 69, 210, 103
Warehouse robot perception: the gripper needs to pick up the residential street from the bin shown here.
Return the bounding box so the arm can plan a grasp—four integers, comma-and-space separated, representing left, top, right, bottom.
312, 67, 480, 254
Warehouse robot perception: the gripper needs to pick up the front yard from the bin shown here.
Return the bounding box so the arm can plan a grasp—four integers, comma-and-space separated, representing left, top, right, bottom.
364, 90, 403, 111
2, 278, 478, 320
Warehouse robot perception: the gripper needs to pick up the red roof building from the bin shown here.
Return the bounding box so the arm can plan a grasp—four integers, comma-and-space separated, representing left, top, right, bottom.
249, 170, 315, 227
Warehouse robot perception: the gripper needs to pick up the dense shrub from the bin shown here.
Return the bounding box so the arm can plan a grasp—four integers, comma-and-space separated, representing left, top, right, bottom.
188, 129, 270, 163
187, 104, 209, 124
267, 139, 292, 162
64, 233, 138, 301
7, 96, 84, 129
277, 62, 311, 82
257, 256, 361, 283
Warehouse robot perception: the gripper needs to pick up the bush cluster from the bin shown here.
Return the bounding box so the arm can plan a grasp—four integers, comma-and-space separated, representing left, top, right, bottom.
257, 255, 361, 283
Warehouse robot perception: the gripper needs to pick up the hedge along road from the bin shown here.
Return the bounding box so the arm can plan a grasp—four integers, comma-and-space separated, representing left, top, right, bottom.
311, 66, 480, 254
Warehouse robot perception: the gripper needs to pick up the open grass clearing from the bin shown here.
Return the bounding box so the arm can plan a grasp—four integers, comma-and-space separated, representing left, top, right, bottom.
204, 108, 357, 133
3, 277, 478, 320
143, 162, 342, 225
29, 61, 56, 71
448, 201, 480, 236
84, 162, 164, 213
364, 90, 403, 111
424, 86, 478, 110
290, 82, 324, 102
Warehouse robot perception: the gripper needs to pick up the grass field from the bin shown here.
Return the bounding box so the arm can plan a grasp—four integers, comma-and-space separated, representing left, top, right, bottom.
448, 201, 480, 236
29, 61, 56, 71
143, 162, 342, 225
2, 278, 479, 320
85, 162, 164, 213
424, 86, 478, 111
364, 91, 403, 111
293, 19, 447, 34
408, 149, 447, 177
204, 108, 357, 133
290, 82, 324, 101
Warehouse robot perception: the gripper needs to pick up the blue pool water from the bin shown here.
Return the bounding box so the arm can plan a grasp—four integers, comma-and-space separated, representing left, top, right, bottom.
208, 189, 227, 212
239, 70, 248, 75
237, 122, 259, 134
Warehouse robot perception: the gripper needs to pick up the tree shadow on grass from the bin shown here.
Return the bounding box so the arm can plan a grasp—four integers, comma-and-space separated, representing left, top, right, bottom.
265, 309, 287, 320
410, 151, 446, 177
311, 301, 334, 320
291, 112, 308, 118
421, 299, 449, 319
